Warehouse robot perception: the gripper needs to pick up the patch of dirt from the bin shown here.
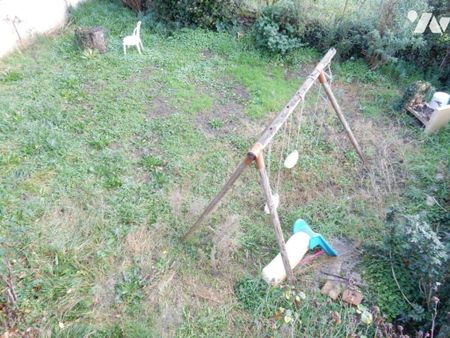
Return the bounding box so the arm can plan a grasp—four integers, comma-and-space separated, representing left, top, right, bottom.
92, 272, 118, 323
36, 198, 86, 249
201, 49, 216, 59
125, 227, 155, 257
278, 79, 410, 212
196, 83, 253, 138
158, 297, 185, 338
210, 215, 241, 274
125, 65, 157, 85
295, 238, 362, 290
147, 96, 173, 119
332, 81, 361, 113
145, 266, 234, 337
168, 187, 184, 218
188, 196, 209, 219
284, 65, 313, 81
167, 183, 214, 224
232, 83, 250, 101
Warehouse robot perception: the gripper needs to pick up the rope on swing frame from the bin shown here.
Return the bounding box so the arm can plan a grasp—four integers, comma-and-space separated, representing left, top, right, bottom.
275, 121, 288, 194
268, 63, 335, 196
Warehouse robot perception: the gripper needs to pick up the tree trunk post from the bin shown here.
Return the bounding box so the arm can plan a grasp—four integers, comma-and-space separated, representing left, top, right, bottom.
256, 152, 296, 285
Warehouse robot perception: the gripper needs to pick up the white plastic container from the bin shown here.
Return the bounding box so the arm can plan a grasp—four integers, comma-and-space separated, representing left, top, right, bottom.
262, 231, 310, 285
284, 150, 299, 169
429, 92, 450, 110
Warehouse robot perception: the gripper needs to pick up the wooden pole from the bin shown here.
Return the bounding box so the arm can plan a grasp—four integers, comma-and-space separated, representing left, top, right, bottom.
256, 152, 295, 284
318, 71, 367, 165
182, 49, 337, 240
256, 48, 336, 150
182, 159, 249, 241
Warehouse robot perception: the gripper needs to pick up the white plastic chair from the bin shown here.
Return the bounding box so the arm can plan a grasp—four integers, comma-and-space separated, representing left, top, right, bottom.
123, 21, 143, 54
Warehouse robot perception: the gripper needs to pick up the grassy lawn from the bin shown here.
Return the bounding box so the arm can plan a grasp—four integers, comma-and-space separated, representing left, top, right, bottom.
1, 1, 448, 337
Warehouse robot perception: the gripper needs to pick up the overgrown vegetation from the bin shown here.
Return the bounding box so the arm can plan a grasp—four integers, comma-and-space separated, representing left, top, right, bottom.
253, 0, 301, 54
146, 0, 237, 30
137, 0, 449, 87
250, 0, 447, 87
0, 0, 449, 336
363, 210, 449, 333
234, 277, 375, 336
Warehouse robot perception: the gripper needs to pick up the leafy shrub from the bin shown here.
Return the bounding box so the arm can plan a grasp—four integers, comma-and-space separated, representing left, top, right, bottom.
399, 19, 450, 87
122, 0, 144, 13
253, 0, 302, 54
300, 0, 426, 70
302, 19, 372, 60
363, 253, 419, 321
361, 0, 426, 70
146, 0, 237, 29
366, 209, 449, 331
386, 212, 448, 308
364, 210, 449, 336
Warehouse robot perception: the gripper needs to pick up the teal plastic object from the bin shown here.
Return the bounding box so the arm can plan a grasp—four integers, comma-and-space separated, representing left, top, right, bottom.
293, 219, 338, 256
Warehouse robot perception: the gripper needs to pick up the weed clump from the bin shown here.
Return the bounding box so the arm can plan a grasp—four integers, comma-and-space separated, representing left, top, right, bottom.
253, 0, 302, 54
364, 209, 449, 332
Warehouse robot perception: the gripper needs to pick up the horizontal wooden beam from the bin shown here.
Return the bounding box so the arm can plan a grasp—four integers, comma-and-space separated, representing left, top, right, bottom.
182, 48, 337, 241
256, 48, 336, 149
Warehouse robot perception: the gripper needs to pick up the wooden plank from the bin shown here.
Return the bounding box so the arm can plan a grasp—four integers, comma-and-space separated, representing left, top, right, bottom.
319, 71, 367, 165
256, 152, 296, 284
406, 106, 428, 126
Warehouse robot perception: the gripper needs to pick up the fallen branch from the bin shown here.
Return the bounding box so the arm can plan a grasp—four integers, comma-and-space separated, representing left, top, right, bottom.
1, 259, 18, 329
389, 250, 416, 308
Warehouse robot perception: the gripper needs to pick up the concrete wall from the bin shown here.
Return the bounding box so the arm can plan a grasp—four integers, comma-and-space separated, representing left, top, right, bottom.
0, 0, 87, 58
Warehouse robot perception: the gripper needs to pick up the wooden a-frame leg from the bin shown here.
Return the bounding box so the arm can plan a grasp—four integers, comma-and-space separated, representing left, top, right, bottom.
256, 152, 296, 285
182, 159, 249, 241
182, 143, 263, 241
319, 71, 367, 165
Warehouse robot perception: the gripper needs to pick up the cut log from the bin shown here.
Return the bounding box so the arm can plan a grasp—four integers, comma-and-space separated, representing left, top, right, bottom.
75, 27, 108, 53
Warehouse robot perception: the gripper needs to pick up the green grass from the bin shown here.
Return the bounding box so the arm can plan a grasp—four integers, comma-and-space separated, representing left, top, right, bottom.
0, 0, 448, 336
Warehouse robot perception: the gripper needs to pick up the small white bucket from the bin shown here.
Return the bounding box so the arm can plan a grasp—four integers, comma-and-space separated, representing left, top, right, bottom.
429, 92, 450, 110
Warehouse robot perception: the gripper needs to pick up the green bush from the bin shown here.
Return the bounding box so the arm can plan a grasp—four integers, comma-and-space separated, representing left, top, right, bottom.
253, 0, 302, 54
146, 0, 237, 29
387, 212, 448, 298
390, 211, 449, 334
399, 24, 450, 87
365, 209, 449, 329
302, 19, 372, 60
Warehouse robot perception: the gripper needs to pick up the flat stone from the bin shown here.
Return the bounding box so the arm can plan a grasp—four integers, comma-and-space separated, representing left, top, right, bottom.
321, 280, 342, 300
342, 288, 363, 306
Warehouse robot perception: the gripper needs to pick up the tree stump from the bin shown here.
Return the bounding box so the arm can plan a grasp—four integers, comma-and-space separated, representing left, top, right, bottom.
75, 27, 107, 53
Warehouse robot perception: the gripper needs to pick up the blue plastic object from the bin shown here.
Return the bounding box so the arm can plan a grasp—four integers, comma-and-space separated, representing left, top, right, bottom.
293, 219, 338, 256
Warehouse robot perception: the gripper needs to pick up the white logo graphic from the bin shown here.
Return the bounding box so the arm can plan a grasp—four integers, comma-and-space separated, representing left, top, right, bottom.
407, 10, 449, 34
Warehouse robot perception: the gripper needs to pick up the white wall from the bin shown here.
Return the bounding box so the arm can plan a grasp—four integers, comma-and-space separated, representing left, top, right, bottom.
0, 0, 87, 58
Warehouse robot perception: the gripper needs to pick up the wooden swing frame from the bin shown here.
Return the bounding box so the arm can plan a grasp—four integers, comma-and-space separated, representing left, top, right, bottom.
182, 48, 366, 284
